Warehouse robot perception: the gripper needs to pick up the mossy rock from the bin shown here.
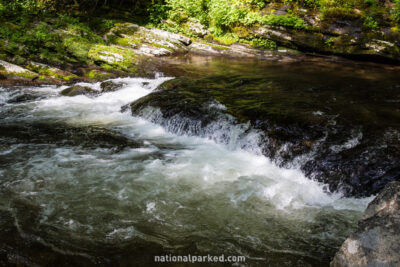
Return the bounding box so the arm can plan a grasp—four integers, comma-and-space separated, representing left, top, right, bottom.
88, 44, 139, 72
85, 69, 115, 81
111, 23, 140, 35
63, 37, 93, 64
231, 24, 253, 39
60, 85, 98, 97
27, 62, 79, 82
113, 37, 143, 47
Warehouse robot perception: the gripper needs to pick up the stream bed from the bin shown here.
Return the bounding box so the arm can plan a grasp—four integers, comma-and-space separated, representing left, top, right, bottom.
0, 56, 399, 266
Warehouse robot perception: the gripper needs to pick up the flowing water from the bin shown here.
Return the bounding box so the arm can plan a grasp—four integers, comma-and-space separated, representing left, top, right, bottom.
0, 57, 398, 266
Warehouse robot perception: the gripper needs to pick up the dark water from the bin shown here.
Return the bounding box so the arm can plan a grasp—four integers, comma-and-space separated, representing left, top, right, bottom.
0, 56, 398, 266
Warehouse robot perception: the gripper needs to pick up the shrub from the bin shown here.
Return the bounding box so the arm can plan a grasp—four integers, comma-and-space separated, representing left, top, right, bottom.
364, 16, 379, 29
284, 0, 322, 9
250, 38, 277, 49
166, 0, 209, 25
394, 0, 400, 23
244, 12, 307, 29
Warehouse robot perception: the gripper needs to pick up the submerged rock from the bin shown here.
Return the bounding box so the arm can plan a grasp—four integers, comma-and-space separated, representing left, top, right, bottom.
331, 181, 400, 267
60, 85, 97, 97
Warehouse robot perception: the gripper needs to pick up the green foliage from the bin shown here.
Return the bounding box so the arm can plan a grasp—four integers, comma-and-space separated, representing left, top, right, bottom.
208, 0, 248, 30
213, 33, 240, 45
325, 37, 334, 47
284, 0, 322, 9
245, 0, 268, 9
250, 38, 277, 49
264, 14, 307, 29
163, 0, 307, 36
0, 0, 37, 16
166, 0, 209, 25
243, 12, 307, 29
364, 0, 376, 6
148, 2, 169, 25
364, 16, 379, 29
394, 0, 400, 23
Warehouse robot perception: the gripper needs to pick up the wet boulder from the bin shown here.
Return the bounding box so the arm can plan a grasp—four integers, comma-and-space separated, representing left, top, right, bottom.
331, 181, 400, 267
100, 81, 125, 93
130, 77, 222, 134
60, 85, 98, 97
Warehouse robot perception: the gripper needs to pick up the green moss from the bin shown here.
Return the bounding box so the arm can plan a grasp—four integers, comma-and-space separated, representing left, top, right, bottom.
1, 70, 37, 79
243, 12, 308, 29
321, 7, 361, 21
213, 33, 239, 45
150, 42, 175, 51
86, 69, 114, 80
325, 37, 335, 47
231, 25, 253, 38
27, 63, 79, 81
249, 38, 277, 50
88, 44, 139, 72
114, 37, 143, 46
112, 23, 140, 35
209, 44, 231, 50
62, 37, 94, 63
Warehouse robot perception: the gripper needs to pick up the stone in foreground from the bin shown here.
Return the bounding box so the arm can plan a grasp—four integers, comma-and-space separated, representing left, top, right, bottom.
331, 181, 400, 267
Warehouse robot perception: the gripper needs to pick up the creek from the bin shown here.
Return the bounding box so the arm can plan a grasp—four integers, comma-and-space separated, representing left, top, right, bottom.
1, 56, 399, 266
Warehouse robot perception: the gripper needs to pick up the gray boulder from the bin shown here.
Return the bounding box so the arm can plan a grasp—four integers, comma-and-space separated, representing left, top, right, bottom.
331, 181, 400, 267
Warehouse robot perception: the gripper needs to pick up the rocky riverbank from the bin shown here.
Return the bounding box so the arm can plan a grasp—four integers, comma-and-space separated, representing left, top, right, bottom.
1, 4, 400, 87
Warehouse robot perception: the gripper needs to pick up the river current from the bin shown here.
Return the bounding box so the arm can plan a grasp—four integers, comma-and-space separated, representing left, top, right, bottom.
1, 57, 398, 266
